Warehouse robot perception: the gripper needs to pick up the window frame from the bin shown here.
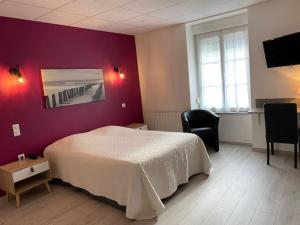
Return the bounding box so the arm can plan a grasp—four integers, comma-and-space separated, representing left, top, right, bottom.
195, 25, 251, 113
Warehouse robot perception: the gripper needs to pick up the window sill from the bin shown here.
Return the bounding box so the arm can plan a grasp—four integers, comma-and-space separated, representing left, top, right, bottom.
215, 111, 249, 115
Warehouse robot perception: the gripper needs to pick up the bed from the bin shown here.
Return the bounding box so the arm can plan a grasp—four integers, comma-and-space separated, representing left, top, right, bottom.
44, 126, 211, 220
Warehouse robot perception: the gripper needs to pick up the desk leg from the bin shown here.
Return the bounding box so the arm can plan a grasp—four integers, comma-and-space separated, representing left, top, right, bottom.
267, 142, 270, 165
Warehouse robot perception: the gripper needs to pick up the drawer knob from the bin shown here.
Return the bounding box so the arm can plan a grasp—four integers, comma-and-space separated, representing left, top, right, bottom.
30, 167, 35, 173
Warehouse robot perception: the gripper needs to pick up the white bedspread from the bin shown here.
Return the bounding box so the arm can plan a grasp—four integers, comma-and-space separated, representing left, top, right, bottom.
44, 126, 211, 219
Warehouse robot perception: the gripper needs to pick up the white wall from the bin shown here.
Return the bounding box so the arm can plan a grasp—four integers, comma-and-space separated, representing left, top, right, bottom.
248, 0, 300, 107
135, 25, 190, 112
135, 0, 300, 147
136, 24, 252, 142
186, 23, 199, 110
135, 25, 191, 132
248, 0, 300, 151
219, 114, 253, 144
191, 12, 248, 35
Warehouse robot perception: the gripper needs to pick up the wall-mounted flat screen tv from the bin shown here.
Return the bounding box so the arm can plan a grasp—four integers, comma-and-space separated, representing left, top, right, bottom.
263, 32, 300, 68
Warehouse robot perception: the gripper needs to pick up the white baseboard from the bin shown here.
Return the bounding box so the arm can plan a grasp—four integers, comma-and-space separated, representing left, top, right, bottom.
220, 141, 252, 146
252, 148, 294, 156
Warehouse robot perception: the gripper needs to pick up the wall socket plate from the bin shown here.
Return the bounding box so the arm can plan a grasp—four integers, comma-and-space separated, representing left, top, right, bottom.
18, 154, 25, 161
12, 124, 21, 137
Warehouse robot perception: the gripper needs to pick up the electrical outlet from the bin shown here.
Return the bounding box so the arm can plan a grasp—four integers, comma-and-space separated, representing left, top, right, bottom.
12, 124, 21, 137
122, 103, 126, 108
18, 154, 25, 161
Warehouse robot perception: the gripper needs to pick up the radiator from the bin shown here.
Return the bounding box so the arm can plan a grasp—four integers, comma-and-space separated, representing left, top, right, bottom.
143, 111, 183, 132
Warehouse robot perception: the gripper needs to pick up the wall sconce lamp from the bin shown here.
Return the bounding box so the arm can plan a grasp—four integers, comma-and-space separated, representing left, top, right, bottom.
114, 66, 125, 80
9, 65, 24, 83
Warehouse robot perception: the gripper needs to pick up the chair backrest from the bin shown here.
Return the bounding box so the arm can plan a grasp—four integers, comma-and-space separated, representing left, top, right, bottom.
181, 110, 213, 128
264, 103, 298, 144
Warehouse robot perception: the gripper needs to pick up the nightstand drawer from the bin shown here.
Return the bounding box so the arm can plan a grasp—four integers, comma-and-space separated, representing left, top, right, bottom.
12, 161, 49, 183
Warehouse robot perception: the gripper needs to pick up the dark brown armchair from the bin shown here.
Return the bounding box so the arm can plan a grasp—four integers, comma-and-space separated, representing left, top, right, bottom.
181, 109, 220, 151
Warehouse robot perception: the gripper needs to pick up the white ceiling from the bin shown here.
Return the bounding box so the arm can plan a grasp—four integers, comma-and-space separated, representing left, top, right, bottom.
0, 0, 270, 35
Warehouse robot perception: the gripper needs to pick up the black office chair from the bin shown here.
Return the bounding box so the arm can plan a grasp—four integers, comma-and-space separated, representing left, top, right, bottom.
181, 109, 220, 151
264, 103, 299, 168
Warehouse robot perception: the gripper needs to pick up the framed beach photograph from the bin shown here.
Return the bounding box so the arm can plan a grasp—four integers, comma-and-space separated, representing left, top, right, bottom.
41, 69, 105, 109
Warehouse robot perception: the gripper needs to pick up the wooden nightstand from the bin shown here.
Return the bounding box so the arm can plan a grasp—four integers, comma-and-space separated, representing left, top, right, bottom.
126, 123, 148, 130
0, 158, 52, 207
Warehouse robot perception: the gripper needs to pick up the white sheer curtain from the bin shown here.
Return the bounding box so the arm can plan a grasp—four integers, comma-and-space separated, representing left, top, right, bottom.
197, 33, 223, 110
197, 26, 250, 112
223, 27, 250, 111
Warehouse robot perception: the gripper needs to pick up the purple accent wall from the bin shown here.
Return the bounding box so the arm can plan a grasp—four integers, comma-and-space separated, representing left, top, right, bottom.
0, 16, 143, 166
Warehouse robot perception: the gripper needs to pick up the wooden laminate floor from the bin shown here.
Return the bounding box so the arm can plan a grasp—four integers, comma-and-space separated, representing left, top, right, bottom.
1, 144, 300, 225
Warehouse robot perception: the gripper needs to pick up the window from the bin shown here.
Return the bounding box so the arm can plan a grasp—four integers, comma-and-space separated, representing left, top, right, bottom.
196, 26, 250, 112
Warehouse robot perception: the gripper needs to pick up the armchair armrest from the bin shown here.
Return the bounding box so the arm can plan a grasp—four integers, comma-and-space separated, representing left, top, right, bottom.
181, 112, 192, 132
197, 109, 220, 126
205, 110, 220, 120
203, 110, 220, 132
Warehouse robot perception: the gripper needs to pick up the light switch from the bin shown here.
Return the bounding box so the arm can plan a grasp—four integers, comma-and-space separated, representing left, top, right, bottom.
12, 124, 21, 137
122, 103, 126, 108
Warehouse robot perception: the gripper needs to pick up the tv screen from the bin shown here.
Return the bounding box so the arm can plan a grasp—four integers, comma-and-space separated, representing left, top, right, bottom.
263, 32, 300, 68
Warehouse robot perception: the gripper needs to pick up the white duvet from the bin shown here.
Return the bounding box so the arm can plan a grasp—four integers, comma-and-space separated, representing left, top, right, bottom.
44, 126, 211, 220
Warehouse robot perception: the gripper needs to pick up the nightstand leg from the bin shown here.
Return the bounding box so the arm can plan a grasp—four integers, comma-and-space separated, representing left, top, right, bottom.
5, 192, 10, 201
45, 182, 51, 193
16, 194, 20, 208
